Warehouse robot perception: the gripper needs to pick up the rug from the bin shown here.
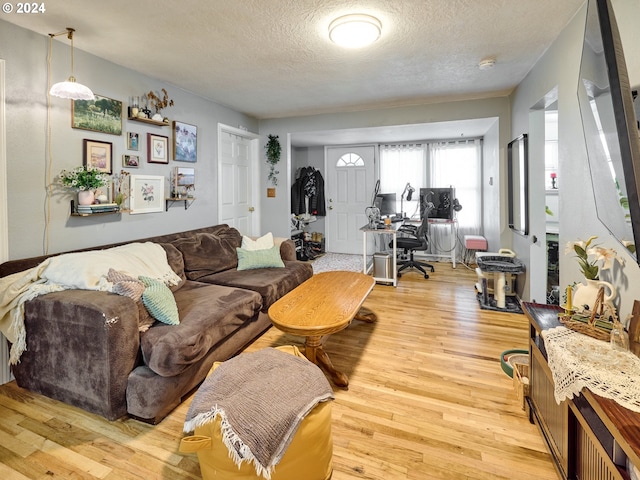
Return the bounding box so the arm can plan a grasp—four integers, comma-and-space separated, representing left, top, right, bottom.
311, 253, 363, 274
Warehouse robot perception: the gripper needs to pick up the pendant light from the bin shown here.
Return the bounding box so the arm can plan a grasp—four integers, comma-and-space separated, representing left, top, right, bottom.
49, 28, 94, 100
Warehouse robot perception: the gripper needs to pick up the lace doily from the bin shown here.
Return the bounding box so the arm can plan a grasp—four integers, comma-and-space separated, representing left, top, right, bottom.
542, 326, 640, 413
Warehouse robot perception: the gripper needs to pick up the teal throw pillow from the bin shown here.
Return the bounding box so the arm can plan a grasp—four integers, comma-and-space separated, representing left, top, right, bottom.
236, 245, 285, 271
139, 276, 180, 325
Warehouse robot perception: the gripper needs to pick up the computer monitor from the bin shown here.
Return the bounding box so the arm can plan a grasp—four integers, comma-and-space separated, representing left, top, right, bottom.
375, 193, 397, 217
419, 187, 455, 220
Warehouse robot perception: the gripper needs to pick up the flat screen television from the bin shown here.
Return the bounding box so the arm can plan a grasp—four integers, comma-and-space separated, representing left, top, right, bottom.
419, 187, 455, 220
578, 0, 640, 264
374, 193, 397, 217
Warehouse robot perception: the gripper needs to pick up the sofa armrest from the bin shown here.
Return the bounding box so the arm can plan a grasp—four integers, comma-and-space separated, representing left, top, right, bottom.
276, 238, 297, 261
11, 290, 141, 420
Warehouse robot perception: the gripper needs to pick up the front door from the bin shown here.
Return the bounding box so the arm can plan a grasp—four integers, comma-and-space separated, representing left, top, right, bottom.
326, 145, 376, 254
218, 125, 259, 236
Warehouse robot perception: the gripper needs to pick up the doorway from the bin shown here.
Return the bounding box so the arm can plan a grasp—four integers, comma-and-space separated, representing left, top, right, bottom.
217, 124, 260, 236
325, 145, 376, 254
528, 89, 559, 304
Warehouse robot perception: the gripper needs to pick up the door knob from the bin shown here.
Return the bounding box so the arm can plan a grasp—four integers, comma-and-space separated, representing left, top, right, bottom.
329, 206, 333, 210
248, 207, 255, 212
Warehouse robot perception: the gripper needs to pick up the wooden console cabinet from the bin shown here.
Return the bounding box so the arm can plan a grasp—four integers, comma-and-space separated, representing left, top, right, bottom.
523, 302, 640, 480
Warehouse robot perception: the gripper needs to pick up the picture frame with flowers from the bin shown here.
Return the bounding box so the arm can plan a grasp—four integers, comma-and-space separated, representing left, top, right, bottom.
129, 174, 165, 214
147, 133, 169, 164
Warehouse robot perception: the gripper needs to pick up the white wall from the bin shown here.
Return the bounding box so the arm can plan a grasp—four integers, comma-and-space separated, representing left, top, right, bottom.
0, 19, 258, 259
482, 119, 502, 252
510, 0, 640, 317
259, 97, 510, 241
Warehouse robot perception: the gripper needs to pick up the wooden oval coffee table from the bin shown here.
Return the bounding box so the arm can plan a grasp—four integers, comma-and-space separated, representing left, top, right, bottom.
268, 271, 376, 388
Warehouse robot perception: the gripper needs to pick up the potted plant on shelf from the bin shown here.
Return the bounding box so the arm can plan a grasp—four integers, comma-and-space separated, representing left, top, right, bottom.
145, 88, 174, 123
58, 165, 110, 205
266, 134, 281, 186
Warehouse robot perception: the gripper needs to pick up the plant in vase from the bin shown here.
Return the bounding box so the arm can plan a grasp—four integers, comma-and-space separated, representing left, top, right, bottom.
565, 236, 624, 313
58, 165, 109, 206
145, 88, 174, 122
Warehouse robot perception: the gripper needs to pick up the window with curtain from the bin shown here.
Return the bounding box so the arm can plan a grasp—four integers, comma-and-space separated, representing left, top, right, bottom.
380, 139, 483, 260
379, 144, 426, 218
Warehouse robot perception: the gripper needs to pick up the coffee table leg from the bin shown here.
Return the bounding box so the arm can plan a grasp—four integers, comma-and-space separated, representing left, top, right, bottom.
304, 336, 349, 388
354, 306, 376, 323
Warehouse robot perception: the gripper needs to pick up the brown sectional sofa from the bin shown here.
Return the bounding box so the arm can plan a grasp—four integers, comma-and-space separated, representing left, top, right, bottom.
0, 225, 313, 423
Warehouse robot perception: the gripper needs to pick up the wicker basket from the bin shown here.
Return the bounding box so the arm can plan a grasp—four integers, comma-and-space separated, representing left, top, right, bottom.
559, 315, 611, 342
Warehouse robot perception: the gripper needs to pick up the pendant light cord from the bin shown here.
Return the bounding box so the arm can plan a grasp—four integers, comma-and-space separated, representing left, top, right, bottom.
44, 33, 54, 255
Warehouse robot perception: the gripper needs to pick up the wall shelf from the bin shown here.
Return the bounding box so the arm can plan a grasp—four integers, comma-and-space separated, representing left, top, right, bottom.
127, 116, 169, 127
70, 200, 121, 217
166, 197, 195, 211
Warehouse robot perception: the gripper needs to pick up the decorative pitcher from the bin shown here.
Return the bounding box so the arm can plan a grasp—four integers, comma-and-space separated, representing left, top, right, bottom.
572, 279, 616, 314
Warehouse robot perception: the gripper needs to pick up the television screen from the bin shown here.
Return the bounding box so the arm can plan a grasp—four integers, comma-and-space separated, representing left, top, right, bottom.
375, 193, 397, 217
420, 187, 455, 220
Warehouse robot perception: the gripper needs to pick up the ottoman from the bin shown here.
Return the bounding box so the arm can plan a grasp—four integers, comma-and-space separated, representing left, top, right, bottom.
179, 345, 333, 480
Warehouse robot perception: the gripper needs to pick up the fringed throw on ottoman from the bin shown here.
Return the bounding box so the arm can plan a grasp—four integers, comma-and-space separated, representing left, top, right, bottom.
180, 346, 334, 480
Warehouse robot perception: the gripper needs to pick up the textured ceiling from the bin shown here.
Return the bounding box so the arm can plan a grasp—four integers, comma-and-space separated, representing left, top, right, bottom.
3, 0, 585, 119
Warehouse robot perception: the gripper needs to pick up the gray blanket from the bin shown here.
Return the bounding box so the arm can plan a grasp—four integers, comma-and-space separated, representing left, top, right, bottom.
183, 347, 334, 479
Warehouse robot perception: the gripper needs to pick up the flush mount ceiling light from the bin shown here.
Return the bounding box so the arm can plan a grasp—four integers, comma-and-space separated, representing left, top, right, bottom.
49, 27, 94, 100
329, 14, 382, 48
478, 57, 497, 70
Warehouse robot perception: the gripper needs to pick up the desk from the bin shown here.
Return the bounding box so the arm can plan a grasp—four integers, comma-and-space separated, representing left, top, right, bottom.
360, 223, 400, 286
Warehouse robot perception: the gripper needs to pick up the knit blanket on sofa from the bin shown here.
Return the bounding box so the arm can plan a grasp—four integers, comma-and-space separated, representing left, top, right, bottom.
183, 347, 334, 480
0, 242, 181, 364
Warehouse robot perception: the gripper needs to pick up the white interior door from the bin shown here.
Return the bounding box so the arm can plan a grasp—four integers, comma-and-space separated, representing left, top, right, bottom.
326, 145, 376, 254
218, 125, 260, 236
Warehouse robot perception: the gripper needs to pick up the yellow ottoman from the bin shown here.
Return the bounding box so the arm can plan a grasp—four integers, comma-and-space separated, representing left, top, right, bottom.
179, 345, 333, 480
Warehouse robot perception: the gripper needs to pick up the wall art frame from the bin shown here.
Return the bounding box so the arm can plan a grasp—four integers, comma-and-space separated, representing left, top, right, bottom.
122, 154, 139, 168
173, 120, 197, 162
83, 139, 113, 174
127, 131, 139, 151
148, 133, 169, 164
129, 174, 165, 214
72, 94, 122, 136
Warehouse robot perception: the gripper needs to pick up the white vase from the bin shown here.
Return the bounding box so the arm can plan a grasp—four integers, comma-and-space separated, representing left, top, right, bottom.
572, 278, 616, 314
77, 190, 95, 206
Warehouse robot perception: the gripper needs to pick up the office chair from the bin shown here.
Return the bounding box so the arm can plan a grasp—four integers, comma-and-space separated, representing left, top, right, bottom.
392, 214, 435, 279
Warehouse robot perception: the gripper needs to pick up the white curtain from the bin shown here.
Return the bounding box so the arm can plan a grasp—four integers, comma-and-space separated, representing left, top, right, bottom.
379, 144, 426, 219
428, 139, 482, 260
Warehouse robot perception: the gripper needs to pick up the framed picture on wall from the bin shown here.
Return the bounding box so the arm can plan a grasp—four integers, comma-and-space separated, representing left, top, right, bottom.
148, 133, 169, 164
72, 94, 122, 135
173, 121, 197, 162
127, 132, 139, 151
122, 154, 139, 168
129, 175, 165, 214
83, 139, 113, 174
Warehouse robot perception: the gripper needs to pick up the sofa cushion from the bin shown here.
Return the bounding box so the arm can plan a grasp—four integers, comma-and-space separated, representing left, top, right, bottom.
241, 232, 274, 251
158, 243, 186, 292
172, 229, 242, 280
107, 268, 156, 332
199, 260, 312, 311
140, 282, 263, 377
139, 276, 180, 326
236, 245, 284, 271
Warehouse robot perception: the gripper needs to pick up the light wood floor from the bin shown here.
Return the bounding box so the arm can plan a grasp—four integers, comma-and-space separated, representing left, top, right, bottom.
0, 264, 559, 480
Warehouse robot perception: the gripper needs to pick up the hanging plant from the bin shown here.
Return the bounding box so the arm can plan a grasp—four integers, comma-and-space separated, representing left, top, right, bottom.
265, 134, 281, 186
